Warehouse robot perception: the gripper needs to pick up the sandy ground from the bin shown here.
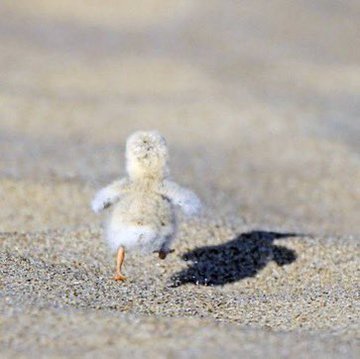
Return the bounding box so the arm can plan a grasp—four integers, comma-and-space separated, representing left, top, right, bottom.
1, 1, 359, 358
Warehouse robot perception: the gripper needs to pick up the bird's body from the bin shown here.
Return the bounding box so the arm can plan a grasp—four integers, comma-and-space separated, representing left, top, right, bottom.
91, 131, 201, 281
105, 180, 176, 254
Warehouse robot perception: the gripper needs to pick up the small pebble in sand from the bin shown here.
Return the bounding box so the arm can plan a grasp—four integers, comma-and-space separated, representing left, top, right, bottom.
91, 130, 202, 281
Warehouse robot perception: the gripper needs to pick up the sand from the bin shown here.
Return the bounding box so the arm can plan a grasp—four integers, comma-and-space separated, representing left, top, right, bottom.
0, 1, 359, 358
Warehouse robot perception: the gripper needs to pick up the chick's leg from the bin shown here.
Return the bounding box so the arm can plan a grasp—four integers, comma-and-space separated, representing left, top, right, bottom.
158, 249, 175, 260
158, 235, 175, 259
113, 246, 127, 281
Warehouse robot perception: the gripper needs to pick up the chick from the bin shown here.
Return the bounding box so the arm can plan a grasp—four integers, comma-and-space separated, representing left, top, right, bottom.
91, 131, 201, 281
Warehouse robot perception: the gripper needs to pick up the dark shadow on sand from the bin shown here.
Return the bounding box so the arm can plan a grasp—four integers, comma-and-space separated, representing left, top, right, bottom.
171, 231, 300, 286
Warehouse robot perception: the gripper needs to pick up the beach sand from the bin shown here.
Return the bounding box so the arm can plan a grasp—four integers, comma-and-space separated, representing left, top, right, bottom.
1, 1, 359, 357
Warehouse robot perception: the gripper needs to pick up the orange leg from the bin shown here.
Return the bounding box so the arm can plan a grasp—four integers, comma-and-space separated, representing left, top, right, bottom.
113, 246, 127, 281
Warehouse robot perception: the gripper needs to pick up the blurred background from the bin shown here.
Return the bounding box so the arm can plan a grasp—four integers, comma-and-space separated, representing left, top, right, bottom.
0, 0, 359, 235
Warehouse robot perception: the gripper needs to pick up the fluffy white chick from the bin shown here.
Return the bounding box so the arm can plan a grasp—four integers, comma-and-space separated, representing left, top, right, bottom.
91, 131, 201, 281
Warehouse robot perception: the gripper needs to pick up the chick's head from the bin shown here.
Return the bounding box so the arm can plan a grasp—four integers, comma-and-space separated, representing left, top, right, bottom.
126, 131, 170, 180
